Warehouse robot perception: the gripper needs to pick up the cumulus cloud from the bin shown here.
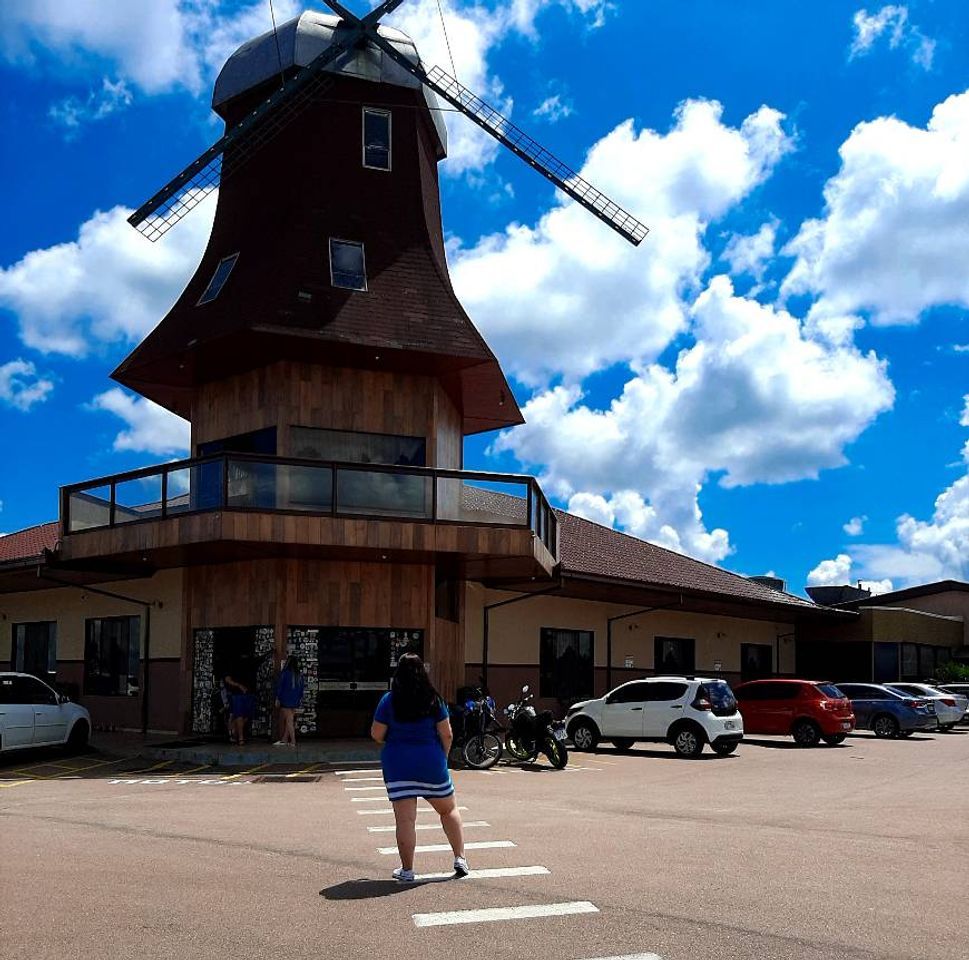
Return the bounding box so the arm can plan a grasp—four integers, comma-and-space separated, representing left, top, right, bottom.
89, 388, 189, 455
722, 219, 778, 281
0, 359, 54, 411
493, 276, 894, 562
843, 515, 867, 536
782, 90, 969, 326
0, 200, 214, 357
807, 552, 894, 595
849, 6, 935, 70
533, 94, 574, 123
453, 99, 794, 385
48, 77, 133, 135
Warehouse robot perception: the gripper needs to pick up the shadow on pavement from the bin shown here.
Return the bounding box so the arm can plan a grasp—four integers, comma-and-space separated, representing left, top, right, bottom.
320, 878, 451, 900
586, 748, 722, 761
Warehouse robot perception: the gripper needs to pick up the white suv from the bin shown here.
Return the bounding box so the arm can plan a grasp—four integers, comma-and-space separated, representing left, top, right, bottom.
565, 676, 744, 758
0, 672, 91, 755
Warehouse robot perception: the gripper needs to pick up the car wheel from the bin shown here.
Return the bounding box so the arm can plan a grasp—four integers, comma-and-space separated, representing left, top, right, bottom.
821, 734, 847, 745
792, 719, 821, 747
941, 723, 956, 732
66, 720, 89, 754
568, 719, 599, 751
671, 724, 705, 758
711, 740, 737, 756
872, 714, 899, 739
610, 738, 634, 751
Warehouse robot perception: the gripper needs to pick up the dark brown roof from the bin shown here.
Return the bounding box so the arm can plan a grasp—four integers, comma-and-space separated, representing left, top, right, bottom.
0, 522, 58, 562
841, 579, 969, 607
555, 509, 819, 611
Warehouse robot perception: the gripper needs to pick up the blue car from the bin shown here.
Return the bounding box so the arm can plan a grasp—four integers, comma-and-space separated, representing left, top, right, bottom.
835, 683, 936, 738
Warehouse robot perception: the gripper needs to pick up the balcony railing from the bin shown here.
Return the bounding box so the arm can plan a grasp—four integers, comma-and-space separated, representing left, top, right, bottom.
61, 454, 558, 558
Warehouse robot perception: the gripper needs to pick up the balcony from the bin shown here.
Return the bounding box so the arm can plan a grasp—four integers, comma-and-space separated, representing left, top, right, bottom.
59, 454, 558, 580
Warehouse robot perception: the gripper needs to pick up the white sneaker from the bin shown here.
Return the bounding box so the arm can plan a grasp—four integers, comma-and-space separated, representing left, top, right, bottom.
453, 856, 470, 877
393, 867, 415, 883
272, 741, 286, 746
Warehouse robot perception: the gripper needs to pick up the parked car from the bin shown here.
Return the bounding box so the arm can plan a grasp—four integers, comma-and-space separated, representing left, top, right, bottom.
733, 679, 855, 746
887, 683, 968, 730
835, 682, 936, 738
565, 676, 743, 758
937, 684, 969, 723
0, 672, 91, 755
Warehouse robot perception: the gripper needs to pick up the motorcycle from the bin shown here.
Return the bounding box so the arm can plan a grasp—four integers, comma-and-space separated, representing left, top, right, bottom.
503, 684, 569, 769
449, 685, 502, 770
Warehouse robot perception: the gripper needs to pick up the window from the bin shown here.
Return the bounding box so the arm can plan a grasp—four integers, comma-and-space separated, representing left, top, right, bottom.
540, 628, 594, 700
740, 643, 772, 680
363, 108, 391, 170
644, 681, 690, 702
84, 616, 141, 697
12, 621, 57, 678
330, 239, 367, 291
18, 675, 57, 705
291, 427, 425, 466
816, 683, 845, 699
197, 253, 239, 305
607, 681, 652, 704
654, 637, 695, 674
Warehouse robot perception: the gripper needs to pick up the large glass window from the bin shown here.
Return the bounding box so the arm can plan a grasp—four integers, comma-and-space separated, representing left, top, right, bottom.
12, 622, 57, 678
740, 643, 772, 680
291, 427, 425, 466
84, 617, 141, 697
330, 239, 367, 291
363, 108, 391, 170
654, 636, 695, 674
540, 628, 594, 700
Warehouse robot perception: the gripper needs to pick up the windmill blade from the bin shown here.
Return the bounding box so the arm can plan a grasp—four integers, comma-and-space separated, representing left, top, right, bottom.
128, 0, 408, 241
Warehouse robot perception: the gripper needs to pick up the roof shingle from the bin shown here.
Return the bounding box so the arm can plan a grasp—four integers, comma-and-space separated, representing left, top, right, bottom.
0, 522, 59, 563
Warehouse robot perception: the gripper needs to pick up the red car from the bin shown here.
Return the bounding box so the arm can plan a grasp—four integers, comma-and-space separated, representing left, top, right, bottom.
733, 679, 855, 746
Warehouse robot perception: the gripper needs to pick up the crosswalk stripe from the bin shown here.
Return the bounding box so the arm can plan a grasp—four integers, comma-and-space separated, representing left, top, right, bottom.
339, 776, 383, 782
368, 821, 489, 833
344, 785, 384, 791
332, 769, 381, 776
356, 806, 468, 815
575, 954, 664, 960
378, 840, 515, 855
412, 901, 598, 927
351, 796, 388, 802
414, 865, 550, 881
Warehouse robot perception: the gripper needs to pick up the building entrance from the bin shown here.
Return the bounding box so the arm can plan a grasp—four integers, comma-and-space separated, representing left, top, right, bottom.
287, 627, 424, 738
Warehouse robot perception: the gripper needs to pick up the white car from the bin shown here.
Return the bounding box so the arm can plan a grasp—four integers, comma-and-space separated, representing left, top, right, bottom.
888, 682, 968, 731
938, 684, 969, 723
565, 676, 744, 758
0, 672, 91, 754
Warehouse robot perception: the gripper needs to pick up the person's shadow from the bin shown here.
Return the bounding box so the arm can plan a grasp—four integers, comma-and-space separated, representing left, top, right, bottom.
320, 877, 455, 900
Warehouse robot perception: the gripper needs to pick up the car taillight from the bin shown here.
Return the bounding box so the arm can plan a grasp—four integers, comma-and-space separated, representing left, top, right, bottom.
941, 698, 955, 707
692, 696, 712, 711
908, 699, 924, 709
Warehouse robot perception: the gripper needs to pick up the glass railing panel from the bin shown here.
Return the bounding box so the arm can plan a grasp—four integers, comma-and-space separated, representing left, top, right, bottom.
335, 468, 432, 518
226, 459, 278, 509
438, 477, 528, 525
278, 463, 333, 512
165, 466, 193, 515
114, 473, 163, 524
67, 485, 112, 532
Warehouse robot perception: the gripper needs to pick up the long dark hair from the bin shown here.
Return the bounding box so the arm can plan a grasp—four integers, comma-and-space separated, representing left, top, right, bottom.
390, 653, 441, 722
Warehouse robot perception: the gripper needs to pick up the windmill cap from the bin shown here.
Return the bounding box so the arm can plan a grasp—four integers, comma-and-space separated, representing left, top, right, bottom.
212, 9, 447, 153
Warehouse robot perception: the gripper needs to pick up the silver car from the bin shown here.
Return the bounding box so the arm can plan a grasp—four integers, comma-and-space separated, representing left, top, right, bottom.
888, 683, 968, 731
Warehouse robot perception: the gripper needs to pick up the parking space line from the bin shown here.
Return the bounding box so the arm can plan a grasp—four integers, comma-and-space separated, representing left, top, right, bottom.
56, 756, 129, 777
412, 901, 598, 927
0, 779, 32, 790
124, 760, 174, 776
367, 820, 490, 833
378, 840, 516, 856
222, 763, 269, 781
413, 865, 551, 881
287, 762, 322, 777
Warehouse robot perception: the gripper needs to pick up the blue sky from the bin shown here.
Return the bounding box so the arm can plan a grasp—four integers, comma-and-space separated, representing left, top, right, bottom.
0, 0, 966, 595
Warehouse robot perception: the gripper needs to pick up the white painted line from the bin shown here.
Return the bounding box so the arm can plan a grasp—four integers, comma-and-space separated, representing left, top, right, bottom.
356, 806, 468, 816
351, 796, 389, 803
368, 821, 490, 833
412, 901, 599, 927
339, 776, 384, 782
344, 785, 384, 792
378, 840, 515, 856
332, 769, 382, 776
414, 865, 550, 881
575, 954, 664, 960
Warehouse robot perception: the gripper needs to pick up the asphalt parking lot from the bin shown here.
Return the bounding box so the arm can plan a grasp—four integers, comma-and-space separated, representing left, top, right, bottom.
1, 730, 967, 960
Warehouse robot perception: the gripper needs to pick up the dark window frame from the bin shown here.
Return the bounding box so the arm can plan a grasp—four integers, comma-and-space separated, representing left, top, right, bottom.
329, 238, 367, 292
11, 621, 57, 677
196, 252, 240, 305
84, 616, 142, 698
654, 636, 695, 675
540, 627, 594, 701
740, 643, 773, 680
363, 107, 392, 171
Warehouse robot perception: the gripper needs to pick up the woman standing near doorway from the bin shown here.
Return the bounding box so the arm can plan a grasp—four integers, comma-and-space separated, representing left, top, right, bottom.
370, 653, 468, 882
274, 655, 305, 747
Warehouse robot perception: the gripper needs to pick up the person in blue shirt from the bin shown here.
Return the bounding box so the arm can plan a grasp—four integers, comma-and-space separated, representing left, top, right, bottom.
371, 653, 468, 882
273, 655, 306, 747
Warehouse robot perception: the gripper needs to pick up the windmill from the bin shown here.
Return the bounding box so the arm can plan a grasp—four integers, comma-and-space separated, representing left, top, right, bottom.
128, 0, 648, 246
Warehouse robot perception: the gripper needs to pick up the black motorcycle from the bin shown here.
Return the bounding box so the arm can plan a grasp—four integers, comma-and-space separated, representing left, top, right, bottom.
449, 685, 501, 770
503, 684, 568, 769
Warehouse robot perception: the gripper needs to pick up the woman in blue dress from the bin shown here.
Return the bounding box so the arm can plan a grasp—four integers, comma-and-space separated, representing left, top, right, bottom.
371, 653, 468, 882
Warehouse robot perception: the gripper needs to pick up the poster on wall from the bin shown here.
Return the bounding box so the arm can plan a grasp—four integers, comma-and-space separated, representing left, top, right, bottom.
287, 627, 320, 735
390, 629, 425, 668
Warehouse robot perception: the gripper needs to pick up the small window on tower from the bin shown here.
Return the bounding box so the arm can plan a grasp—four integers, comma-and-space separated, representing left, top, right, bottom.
363, 108, 391, 170
329, 239, 367, 291
197, 253, 239, 305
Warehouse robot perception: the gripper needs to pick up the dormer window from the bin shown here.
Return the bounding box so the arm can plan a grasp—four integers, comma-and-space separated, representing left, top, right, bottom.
363, 108, 391, 170
197, 252, 239, 305
330, 239, 367, 291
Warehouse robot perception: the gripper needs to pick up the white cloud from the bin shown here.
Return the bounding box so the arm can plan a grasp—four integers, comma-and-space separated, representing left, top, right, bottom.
807, 553, 852, 586
494, 276, 894, 562
954, 344, 969, 353
0, 200, 214, 357
0, 359, 54, 411
454, 99, 793, 385
783, 90, 969, 326
849, 6, 934, 70
843, 515, 867, 536
48, 77, 132, 135
960, 394, 969, 428
89, 388, 189, 456
722, 219, 778, 281
533, 94, 573, 123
